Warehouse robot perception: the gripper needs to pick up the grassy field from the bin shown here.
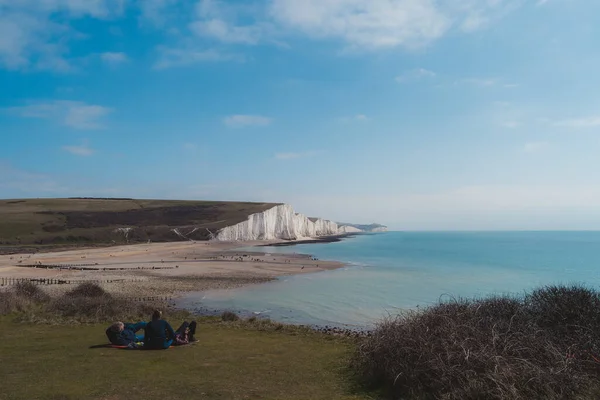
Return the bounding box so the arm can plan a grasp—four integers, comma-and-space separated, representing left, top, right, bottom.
0, 317, 368, 400
0, 198, 279, 247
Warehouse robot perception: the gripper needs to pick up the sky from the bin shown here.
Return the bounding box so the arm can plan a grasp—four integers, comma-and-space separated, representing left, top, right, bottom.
1, 0, 600, 230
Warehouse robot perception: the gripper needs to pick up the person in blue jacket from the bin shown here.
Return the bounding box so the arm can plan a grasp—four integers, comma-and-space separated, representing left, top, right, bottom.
106, 321, 146, 348
143, 310, 176, 350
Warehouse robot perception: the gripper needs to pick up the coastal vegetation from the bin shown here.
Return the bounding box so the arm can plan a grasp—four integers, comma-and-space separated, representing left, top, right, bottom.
3, 282, 600, 399
353, 284, 600, 399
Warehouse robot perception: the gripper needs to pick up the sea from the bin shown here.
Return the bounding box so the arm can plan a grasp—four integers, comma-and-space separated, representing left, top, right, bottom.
178, 231, 600, 328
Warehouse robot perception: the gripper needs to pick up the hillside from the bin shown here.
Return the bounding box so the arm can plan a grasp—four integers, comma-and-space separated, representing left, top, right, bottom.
337, 223, 388, 232
0, 198, 279, 246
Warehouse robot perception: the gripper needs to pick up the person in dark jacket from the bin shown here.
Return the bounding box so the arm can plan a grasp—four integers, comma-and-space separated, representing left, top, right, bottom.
173, 321, 198, 346
143, 310, 176, 350
106, 321, 146, 347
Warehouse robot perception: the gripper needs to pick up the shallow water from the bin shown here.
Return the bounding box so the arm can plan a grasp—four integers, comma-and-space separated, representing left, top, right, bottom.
179, 232, 600, 328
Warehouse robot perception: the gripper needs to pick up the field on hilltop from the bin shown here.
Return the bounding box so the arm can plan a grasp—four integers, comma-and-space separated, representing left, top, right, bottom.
0, 198, 279, 248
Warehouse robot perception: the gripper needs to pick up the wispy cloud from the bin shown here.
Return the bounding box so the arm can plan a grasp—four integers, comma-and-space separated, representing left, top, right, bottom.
6, 100, 112, 129
270, 0, 450, 49
154, 47, 243, 69
275, 151, 319, 160
395, 68, 436, 83
63, 141, 94, 156
553, 116, 600, 128
460, 77, 497, 87
522, 141, 549, 153
502, 121, 521, 129
0, 1, 124, 71
223, 114, 272, 128
100, 52, 128, 66
138, 0, 178, 26
339, 114, 369, 123
190, 16, 263, 45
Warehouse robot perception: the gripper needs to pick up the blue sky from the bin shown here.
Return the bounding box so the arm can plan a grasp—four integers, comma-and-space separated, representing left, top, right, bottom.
1, 0, 600, 230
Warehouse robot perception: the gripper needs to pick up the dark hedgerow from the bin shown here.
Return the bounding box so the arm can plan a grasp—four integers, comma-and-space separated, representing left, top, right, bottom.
352, 285, 600, 400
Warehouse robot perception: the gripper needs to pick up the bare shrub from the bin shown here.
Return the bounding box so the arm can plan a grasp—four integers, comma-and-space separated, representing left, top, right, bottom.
13, 281, 51, 303
64, 282, 108, 298
353, 285, 600, 400
48, 292, 159, 323
0, 282, 50, 314
0, 291, 33, 314
221, 311, 239, 322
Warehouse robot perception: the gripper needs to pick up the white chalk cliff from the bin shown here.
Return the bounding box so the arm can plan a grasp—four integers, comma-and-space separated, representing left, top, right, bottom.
214, 204, 342, 241
338, 225, 363, 233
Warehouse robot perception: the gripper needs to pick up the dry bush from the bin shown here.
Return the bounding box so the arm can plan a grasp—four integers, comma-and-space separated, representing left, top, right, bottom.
64, 282, 108, 298
221, 311, 239, 322
0, 282, 50, 314
13, 281, 51, 303
353, 285, 600, 400
47, 282, 160, 323
0, 291, 33, 314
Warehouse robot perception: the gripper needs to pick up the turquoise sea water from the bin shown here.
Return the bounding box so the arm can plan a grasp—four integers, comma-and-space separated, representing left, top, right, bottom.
179, 232, 600, 328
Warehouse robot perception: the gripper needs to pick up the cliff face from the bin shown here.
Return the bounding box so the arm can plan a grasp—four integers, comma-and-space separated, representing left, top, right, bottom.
214, 204, 340, 241
336, 223, 388, 233
338, 225, 363, 233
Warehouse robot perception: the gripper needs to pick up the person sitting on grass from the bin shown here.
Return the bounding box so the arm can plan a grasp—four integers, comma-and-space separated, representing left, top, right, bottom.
106, 321, 146, 348
143, 310, 176, 350
173, 321, 198, 346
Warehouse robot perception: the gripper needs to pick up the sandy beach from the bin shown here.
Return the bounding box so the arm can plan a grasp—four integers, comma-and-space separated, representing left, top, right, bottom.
0, 240, 343, 297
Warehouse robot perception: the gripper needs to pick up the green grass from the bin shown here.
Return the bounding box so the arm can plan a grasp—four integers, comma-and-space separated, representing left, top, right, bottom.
0, 318, 367, 400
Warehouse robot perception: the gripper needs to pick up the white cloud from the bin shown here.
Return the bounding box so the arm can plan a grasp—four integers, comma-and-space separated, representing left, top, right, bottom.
0, 0, 528, 72
275, 151, 319, 160
138, 0, 178, 26
100, 51, 128, 65
0, 0, 124, 71
522, 141, 549, 153
189, 0, 267, 45
190, 19, 262, 44
395, 68, 436, 83
63, 142, 94, 156
460, 11, 488, 32
154, 47, 243, 69
553, 117, 600, 128
223, 114, 272, 127
6, 100, 112, 129
270, 0, 450, 49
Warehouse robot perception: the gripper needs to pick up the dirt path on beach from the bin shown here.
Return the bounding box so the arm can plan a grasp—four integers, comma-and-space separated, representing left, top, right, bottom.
0, 240, 343, 296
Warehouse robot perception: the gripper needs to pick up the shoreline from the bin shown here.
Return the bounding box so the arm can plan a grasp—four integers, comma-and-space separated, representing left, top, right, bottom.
0, 238, 348, 298
0, 236, 361, 331
258, 233, 360, 247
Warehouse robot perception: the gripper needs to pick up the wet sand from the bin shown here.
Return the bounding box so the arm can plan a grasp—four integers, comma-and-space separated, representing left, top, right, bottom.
0, 240, 343, 296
